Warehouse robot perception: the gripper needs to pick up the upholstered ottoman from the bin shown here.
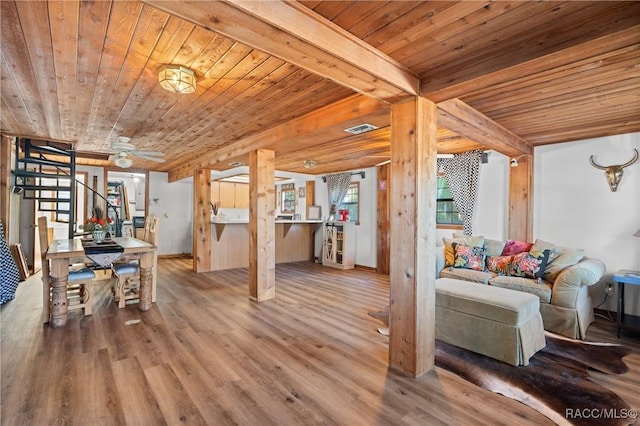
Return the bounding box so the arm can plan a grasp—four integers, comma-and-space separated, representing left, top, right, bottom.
435, 278, 546, 366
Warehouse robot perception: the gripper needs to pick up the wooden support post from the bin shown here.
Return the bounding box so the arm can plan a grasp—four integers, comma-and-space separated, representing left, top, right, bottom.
193, 169, 212, 272
1, 135, 14, 239
508, 156, 533, 242
389, 97, 437, 377
249, 149, 275, 301
305, 180, 315, 211
376, 162, 390, 275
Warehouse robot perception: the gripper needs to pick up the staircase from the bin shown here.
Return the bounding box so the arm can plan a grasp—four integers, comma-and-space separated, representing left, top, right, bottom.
12, 138, 121, 239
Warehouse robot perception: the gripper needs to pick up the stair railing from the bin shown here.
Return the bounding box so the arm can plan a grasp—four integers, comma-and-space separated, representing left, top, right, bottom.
53, 165, 122, 238
13, 139, 121, 237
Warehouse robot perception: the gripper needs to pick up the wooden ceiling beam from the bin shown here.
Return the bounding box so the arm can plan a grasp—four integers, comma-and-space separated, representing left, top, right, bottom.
168, 94, 387, 181
142, 0, 419, 103
437, 99, 532, 157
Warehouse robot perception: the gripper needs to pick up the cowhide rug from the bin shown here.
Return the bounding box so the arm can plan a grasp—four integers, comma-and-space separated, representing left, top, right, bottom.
368, 309, 635, 426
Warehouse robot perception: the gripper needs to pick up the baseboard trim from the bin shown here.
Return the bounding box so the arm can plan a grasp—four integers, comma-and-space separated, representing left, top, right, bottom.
158, 253, 192, 260
355, 264, 376, 272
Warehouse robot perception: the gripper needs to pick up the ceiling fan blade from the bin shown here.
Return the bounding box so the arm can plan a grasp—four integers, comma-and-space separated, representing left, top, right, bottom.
111, 141, 136, 151
134, 155, 166, 162
131, 150, 164, 157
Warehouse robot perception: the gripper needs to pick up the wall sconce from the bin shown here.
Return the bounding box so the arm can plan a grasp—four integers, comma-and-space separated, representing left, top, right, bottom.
510, 154, 532, 167
158, 64, 196, 94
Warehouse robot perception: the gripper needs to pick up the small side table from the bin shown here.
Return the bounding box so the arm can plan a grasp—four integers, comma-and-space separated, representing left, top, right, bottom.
612, 270, 640, 338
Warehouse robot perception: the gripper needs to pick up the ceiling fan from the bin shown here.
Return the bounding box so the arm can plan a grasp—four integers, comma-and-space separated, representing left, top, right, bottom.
109, 136, 165, 168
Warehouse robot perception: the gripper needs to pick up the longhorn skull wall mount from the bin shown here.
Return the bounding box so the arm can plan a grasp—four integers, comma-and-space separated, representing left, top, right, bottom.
589, 148, 638, 192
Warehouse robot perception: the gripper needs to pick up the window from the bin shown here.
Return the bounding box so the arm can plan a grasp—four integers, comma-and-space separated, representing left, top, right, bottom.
340, 182, 359, 223
436, 176, 462, 226
281, 183, 296, 213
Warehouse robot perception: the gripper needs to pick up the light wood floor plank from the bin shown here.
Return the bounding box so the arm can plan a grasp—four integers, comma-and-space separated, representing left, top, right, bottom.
1, 258, 638, 425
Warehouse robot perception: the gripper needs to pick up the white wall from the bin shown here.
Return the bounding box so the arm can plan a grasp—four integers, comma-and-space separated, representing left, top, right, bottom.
534, 133, 640, 315
149, 171, 193, 256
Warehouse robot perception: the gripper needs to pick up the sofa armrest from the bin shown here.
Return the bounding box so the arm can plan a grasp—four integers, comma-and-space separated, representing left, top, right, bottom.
551, 257, 605, 308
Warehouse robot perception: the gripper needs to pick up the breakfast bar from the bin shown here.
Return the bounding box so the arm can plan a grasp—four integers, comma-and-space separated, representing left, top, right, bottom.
210, 219, 322, 271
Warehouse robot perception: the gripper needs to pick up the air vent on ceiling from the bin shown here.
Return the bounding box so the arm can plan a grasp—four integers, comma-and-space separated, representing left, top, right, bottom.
344, 123, 379, 135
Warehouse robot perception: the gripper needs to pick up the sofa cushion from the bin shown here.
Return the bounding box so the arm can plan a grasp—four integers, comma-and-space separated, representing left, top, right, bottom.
486, 255, 513, 275
452, 232, 505, 258
530, 239, 585, 282
440, 266, 495, 284
509, 249, 551, 279
484, 238, 507, 257
443, 236, 484, 267
501, 240, 533, 256
489, 275, 552, 303
453, 243, 486, 271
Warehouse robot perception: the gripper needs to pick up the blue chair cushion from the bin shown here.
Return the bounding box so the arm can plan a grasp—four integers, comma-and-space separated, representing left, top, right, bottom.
112, 262, 139, 275
68, 267, 96, 281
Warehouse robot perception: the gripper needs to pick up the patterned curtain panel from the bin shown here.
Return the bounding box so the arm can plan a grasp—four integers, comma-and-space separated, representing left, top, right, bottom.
0, 221, 21, 304
438, 150, 483, 235
326, 172, 352, 217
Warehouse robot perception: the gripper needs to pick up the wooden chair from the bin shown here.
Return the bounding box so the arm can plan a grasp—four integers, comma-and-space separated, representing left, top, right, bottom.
38, 216, 94, 320
111, 215, 159, 308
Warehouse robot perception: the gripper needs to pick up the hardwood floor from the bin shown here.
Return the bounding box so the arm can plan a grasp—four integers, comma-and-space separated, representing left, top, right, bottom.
2, 259, 639, 425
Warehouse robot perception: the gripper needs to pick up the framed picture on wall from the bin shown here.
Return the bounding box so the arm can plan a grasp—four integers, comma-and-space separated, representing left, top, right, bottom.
298, 187, 306, 198
308, 205, 322, 220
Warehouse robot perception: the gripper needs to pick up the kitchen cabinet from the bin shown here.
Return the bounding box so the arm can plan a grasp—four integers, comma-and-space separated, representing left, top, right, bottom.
211, 181, 249, 208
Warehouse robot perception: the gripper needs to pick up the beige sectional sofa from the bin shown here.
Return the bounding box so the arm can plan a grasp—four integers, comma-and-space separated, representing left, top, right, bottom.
436, 236, 606, 339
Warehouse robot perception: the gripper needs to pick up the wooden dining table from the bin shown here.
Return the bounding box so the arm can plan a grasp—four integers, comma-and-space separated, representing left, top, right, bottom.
45, 237, 156, 327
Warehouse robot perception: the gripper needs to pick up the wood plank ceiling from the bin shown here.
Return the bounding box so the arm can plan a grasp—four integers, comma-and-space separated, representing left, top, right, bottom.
1, 1, 638, 177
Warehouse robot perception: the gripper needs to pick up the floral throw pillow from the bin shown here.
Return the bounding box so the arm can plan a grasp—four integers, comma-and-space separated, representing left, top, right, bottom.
501, 240, 533, 256
509, 249, 551, 279
453, 243, 486, 271
443, 236, 485, 267
486, 255, 513, 275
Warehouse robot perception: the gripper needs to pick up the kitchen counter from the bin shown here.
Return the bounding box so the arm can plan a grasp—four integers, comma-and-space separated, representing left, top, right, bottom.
209, 220, 321, 271
211, 219, 323, 224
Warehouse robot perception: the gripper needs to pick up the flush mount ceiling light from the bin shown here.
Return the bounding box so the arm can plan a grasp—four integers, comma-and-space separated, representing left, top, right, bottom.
228, 161, 245, 167
303, 160, 317, 169
158, 64, 196, 94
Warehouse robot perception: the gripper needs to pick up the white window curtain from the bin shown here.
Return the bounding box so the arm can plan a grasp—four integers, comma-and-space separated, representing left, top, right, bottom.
326, 172, 352, 218
437, 150, 483, 235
